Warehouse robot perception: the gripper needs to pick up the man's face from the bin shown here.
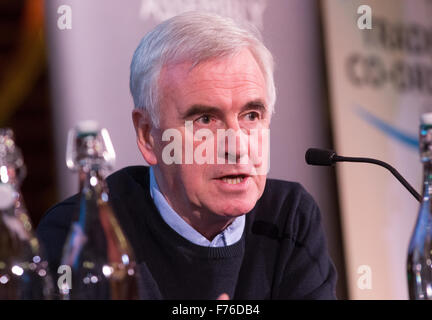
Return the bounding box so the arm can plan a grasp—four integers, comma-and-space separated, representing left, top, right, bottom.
150, 48, 270, 220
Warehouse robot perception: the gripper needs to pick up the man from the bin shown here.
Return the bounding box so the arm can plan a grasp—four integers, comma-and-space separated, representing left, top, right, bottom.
38, 11, 337, 299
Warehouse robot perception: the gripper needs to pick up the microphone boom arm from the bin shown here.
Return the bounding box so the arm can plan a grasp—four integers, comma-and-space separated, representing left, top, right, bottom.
305, 148, 421, 203
334, 155, 421, 202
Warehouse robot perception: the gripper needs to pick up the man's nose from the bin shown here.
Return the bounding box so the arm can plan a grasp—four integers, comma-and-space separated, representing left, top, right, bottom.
227, 133, 248, 164
218, 120, 249, 164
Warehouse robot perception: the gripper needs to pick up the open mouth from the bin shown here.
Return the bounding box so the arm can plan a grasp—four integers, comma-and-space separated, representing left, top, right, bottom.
218, 174, 248, 185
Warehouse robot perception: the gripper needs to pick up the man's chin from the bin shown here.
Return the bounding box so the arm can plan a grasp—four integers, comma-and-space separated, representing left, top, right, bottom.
211, 201, 257, 217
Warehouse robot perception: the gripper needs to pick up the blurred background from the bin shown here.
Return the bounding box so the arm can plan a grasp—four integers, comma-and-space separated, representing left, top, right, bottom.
0, 0, 57, 227
2, 0, 432, 299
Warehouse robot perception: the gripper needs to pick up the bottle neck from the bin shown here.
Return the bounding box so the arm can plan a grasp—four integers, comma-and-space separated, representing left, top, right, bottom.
0, 165, 20, 189
78, 165, 107, 196
0, 166, 19, 214
422, 161, 432, 199
74, 165, 109, 231
0, 183, 17, 217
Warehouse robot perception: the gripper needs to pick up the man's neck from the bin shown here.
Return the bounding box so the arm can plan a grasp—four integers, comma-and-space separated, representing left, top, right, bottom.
157, 182, 236, 241
176, 209, 236, 241
150, 166, 240, 242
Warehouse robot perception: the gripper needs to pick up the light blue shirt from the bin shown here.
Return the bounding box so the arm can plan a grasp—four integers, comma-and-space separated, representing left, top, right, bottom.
149, 166, 245, 247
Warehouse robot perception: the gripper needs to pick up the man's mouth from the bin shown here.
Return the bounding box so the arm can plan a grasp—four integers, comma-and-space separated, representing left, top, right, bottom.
217, 174, 249, 185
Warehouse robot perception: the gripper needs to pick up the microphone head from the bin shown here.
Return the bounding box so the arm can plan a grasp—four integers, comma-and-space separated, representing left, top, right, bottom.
305, 148, 337, 166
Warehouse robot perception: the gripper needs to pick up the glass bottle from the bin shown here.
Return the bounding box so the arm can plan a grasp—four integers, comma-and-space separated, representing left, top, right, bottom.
0, 128, 53, 299
60, 120, 138, 299
407, 113, 432, 300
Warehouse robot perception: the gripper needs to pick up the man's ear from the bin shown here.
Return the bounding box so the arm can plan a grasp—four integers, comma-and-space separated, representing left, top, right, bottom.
132, 109, 158, 165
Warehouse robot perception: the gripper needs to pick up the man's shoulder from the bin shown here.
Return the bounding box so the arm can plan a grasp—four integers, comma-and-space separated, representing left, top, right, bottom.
36, 166, 151, 267
40, 166, 150, 219
263, 178, 309, 200
250, 178, 336, 299
37, 166, 150, 239
250, 177, 321, 240
106, 165, 150, 194
260, 177, 317, 215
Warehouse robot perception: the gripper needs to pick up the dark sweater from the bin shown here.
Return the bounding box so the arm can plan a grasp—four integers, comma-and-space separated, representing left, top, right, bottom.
37, 166, 337, 299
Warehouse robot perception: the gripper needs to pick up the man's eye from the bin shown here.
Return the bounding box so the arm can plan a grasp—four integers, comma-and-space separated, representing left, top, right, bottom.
245, 112, 260, 121
195, 115, 213, 124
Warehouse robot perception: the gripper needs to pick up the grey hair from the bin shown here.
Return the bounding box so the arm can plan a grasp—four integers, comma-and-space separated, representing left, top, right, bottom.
130, 11, 276, 127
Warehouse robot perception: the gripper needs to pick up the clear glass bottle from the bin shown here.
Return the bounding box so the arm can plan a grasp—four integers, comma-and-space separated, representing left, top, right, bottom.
60, 121, 138, 299
0, 128, 53, 299
407, 113, 432, 300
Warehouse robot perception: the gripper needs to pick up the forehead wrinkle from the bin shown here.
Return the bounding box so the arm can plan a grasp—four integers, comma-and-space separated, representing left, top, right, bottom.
178, 80, 267, 113
183, 76, 266, 97
158, 49, 268, 115
188, 65, 265, 80
190, 76, 265, 87
159, 52, 266, 95
181, 88, 266, 104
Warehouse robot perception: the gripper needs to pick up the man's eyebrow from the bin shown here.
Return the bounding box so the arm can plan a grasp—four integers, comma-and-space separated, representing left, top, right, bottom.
181, 100, 268, 120
181, 105, 224, 119
240, 100, 267, 114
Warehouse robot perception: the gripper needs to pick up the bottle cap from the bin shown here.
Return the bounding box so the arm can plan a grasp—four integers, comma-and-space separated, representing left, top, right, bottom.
66, 121, 115, 170
421, 113, 432, 125
75, 120, 100, 134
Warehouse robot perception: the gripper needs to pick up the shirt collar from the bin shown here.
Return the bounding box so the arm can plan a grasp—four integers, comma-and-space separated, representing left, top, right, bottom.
149, 166, 245, 247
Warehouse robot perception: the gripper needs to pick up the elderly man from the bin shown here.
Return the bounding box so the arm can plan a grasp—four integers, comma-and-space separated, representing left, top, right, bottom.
38, 12, 336, 299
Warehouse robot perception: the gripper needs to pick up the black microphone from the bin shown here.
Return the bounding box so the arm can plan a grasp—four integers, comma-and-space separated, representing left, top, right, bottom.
305, 148, 338, 166
305, 148, 421, 202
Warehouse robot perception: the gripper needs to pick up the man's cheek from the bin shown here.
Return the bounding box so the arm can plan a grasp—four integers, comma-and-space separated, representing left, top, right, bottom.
249, 128, 270, 176
193, 129, 215, 165
181, 166, 206, 188
159, 128, 183, 165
